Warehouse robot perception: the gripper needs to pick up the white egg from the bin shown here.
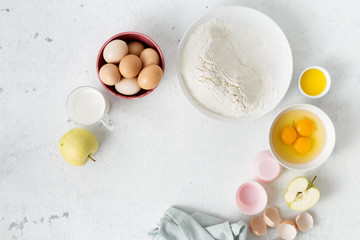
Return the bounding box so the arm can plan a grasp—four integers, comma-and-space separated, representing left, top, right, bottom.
115, 77, 141, 96
103, 39, 128, 63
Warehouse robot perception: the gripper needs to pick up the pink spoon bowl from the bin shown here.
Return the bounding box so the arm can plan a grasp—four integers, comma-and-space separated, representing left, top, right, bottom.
235, 181, 267, 215
96, 32, 165, 99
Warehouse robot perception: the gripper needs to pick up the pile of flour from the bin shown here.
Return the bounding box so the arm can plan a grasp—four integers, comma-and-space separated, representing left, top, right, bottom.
180, 19, 275, 117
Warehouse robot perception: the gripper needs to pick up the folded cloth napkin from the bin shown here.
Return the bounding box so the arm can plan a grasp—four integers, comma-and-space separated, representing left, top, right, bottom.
148, 207, 248, 240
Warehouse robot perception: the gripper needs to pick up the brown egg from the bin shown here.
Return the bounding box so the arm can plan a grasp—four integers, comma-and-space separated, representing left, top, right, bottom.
249, 216, 267, 236
99, 63, 121, 86
128, 41, 145, 56
137, 64, 163, 90
263, 207, 281, 227
119, 54, 142, 78
140, 48, 160, 67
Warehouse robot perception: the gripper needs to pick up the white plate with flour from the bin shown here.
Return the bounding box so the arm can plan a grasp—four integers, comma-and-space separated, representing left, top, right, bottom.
177, 6, 293, 122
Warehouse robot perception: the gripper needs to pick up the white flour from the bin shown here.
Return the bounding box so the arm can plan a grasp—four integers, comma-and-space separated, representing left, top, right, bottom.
180, 19, 275, 117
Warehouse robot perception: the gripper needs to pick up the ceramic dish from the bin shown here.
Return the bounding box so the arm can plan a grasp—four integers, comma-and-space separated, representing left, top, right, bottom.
176, 6, 293, 122
96, 32, 165, 99
269, 104, 336, 171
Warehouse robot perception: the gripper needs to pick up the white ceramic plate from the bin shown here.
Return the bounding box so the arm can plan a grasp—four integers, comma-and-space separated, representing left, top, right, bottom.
269, 104, 336, 171
177, 6, 293, 122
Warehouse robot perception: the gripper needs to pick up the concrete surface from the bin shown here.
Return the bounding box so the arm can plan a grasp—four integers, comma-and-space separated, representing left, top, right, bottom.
1, 0, 359, 239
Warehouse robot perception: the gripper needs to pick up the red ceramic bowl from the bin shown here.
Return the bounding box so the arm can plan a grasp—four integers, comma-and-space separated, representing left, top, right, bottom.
96, 32, 165, 99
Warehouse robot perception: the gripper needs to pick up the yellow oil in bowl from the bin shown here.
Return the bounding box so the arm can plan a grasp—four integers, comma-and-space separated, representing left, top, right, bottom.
299, 67, 330, 98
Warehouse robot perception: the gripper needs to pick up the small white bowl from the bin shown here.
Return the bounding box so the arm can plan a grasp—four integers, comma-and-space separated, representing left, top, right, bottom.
298, 66, 331, 98
269, 104, 335, 171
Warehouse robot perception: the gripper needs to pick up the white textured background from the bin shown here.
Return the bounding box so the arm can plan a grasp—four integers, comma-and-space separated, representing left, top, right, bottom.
1, 0, 359, 239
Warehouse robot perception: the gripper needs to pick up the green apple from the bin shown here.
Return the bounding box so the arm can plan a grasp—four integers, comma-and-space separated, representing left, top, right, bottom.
59, 128, 99, 166
284, 176, 320, 211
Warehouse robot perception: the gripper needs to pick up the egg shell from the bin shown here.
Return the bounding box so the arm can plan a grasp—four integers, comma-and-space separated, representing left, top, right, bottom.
249, 216, 267, 236
295, 212, 313, 232
99, 63, 121, 86
103, 39, 128, 63
137, 64, 163, 90
115, 77, 141, 96
277, 220, 297, 240
119, 54, 143, 79
128, 41, 145, 56
140, 48, 160, 67
263, 206, 281, 227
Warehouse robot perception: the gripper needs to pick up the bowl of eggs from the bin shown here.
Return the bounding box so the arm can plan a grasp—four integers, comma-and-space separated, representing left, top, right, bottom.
96, 32, 165, 99
269, 104, 335, 171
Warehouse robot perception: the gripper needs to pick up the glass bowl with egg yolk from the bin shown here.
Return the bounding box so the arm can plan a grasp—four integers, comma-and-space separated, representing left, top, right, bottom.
298, 66, 331, 98
271, 109, 326, 165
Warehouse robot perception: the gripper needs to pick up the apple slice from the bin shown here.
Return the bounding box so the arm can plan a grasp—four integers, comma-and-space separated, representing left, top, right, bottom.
284, 176, 320, 211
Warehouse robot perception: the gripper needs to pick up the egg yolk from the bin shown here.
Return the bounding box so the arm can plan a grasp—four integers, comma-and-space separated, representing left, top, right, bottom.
281, 126, 297, 145
300, 68, 327, 96
296, 119, 314, 136
293, 137, 312, 154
